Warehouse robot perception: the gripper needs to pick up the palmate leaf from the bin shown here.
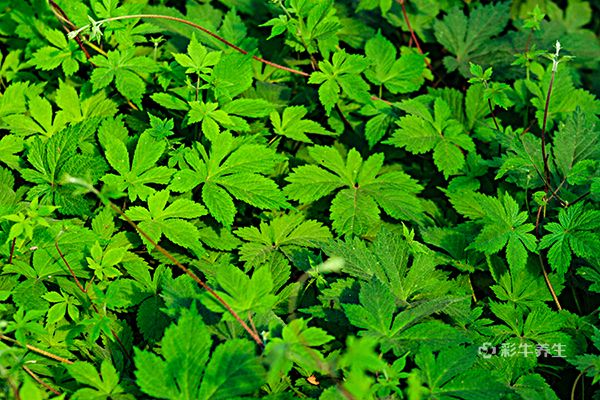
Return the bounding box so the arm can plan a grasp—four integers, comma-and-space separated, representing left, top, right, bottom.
125, 189, 207, 255
90, 48, 157, 106
53, 80, 118, 127
364, 32, 426, 94
412, 346, 509, 399
20, 120, 107, 215
173, 32, 221, 76
269, 105, 335, 143
433, 2, 510, 77
539, 203, 600, 275
235, 213, 331, 267
324, 230, 455, 302
449, 191, 537, 272
308, 50, 371, 114
285, 146, 423, 236
67, 359, 125, 400
201, 264, 278, 320
264, 318, 334, 381
552, 108, 599, 180
99, 119, 174, 202
0, 135, 23, 169
169, 131, 288, 226
134, 309, 209, 399
526, 64, 599, 130
186, 98, 274, 140
31, 28, 83, 76
386, 97, 475, 178
343, 277, 468, 355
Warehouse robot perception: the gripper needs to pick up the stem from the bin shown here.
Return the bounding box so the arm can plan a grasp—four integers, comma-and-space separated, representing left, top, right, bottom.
541, 42, 562, 194
47, 0, 92, 61
55, 240, 134, 363
571, 370, 586, 400
8, 238, 16, 264
487, 99, 500, 131
397, 0, 433, 72
22, 365, 61, 395
69, 14, 309, 77
115, 201, 264, 346
66, 179, 264, 346
534, 200, 561, 310
540, 69, 555, 193
55, 241, 86, 293
0, 334, 74, 364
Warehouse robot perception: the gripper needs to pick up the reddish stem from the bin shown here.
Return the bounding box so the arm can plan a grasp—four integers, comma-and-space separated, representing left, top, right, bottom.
48, 0, 92, 60
110, 202, 264, 347
8, 238, 15, 264
67, 13, 309, 78
397, 0, 433, 72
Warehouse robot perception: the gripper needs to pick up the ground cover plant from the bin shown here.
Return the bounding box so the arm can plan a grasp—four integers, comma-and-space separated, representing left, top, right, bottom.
0, 0, 599, 398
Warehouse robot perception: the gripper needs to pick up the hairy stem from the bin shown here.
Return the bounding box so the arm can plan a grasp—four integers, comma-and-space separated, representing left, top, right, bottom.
0, 334, 74, 364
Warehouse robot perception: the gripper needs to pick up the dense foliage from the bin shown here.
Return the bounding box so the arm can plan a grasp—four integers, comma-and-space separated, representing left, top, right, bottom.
0, 0, 599, 398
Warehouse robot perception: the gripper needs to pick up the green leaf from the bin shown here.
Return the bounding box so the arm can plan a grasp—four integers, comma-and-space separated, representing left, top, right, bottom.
0, 135, 23, 169
449, 191, 537, 272
285, 146, 423, 235
235, 213, 331, 267
198, 339, 265, 399
308, 50, 371, 114
173, 32, 221, 75
552, 108, 599, 179
386, 97, 475, 178
364, 32, 426, 94
270, 106, 335, 143
99, 119, 174, 202
125, 190, 206, 254
433, 2, 510, 77
170, 132, 288, 226
135, 308, 211, 399
539, 203, 600, 274
343, 278, 395, 338
413, 346, 509, 399
90, 48, 157, 106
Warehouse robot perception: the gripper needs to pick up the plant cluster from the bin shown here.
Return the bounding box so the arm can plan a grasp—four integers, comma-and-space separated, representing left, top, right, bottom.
0, 0, 599, 399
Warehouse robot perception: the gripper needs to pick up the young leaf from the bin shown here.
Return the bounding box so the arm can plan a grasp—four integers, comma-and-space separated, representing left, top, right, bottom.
202, 264, 277, 320
552, 108, 599, 179
90, 48, 157, 106
235, 213, 331, 267
448, 191, 537, 272
412, 346, 509, 398
172, 32, 221, 76
31, 28, 82, 76
198, 339, 265, 399
135, 308, 212, 399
